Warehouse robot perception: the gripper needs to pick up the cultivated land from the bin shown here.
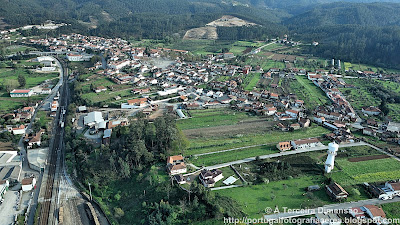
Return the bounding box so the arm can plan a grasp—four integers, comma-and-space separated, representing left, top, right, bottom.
329, 157, 400, 186
290, 75, 329, 108
178, 108, 330, 156
216, 175, 330, 218
0, 60, 58, 113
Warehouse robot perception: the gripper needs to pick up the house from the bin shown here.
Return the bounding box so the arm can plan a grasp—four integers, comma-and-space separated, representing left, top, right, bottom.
290, 123, 301, 130
290, 138, 321, 150
326, 182, 348, 200
51, 101, 58, 112
277, 142, 291, 151
95, 86, 107, 93
294, 100, 304, 108
12, 125, 26, 135
173, 174, 186, 184
10, 89, 33, 97
285, 109, 299, 118
350, 207, 366, 219
0, 180, 10, 201
384, 181, 400, 195
25, 129, 45, 149
127, 98, 147, 106
41, 88, 51, 94
66, 53, 83, 61
366, 119, 378, 127
21, 177, 36, 192
362, 106, 381, 116
362, 205, 387, 225
199, 169, 223, 188
299, 118, 311, 128
167, 155, 187, 175
363, 127, 376, 136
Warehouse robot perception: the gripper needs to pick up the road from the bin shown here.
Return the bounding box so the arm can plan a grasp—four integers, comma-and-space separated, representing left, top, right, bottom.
203, 142, 370, 170
263, 197, 400, 220
18, 56, 64, 173
243, 41, 275, 56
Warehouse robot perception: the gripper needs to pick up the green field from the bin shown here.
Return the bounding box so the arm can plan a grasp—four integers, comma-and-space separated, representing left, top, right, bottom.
329, 158, 400, 186
216, 175, 330, 217
290, 75, 329, 108
186, 125, 329, 155
0, 62, 59, 112
190, 145, 279, 167
177, 109, 253, 130
244, 73, 261, 91
381, 202, 400, 219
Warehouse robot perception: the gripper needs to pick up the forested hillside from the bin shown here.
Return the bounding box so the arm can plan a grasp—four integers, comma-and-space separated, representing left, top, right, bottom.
285, 2, 400, 69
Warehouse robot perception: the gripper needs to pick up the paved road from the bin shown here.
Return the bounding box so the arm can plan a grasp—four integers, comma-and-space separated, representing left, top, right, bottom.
18, 56, 64, 173
263, 197, 400, 220
243, 42, 275, 56
204, 142, 369, 170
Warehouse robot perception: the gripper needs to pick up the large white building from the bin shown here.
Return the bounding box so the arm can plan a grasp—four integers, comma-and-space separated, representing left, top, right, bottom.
84, 111, 104, 127
325, 142, 339, 173
10, 89, 33, 97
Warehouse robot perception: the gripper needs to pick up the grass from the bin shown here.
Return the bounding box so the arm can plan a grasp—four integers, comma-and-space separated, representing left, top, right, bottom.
186, 125, 329, 155
190, 145, 279, 167
381, 202, 400, 219
216, 175, 330, 218
213, 166, 243, 187
177, 109, 252, 130
244, 73, 260, 91
329, 158, 400, 186
290, 75, 329, 108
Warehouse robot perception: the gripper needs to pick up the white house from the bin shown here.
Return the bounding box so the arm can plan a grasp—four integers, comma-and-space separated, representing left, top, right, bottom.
199, 169, 223, 188
362, 205, 387, 225
21, 177, 36, 192
10, 89, 33, 97
167, 155, 187, 175
362, 106, 381, 116
66, 53, 83, 61
291, 138, 321, 150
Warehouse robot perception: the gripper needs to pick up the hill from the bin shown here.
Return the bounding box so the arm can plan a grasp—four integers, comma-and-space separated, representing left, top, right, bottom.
285, 2, 400, 69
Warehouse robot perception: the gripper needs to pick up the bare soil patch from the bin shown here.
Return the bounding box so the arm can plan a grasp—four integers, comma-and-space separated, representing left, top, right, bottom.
348, 154, 389, 162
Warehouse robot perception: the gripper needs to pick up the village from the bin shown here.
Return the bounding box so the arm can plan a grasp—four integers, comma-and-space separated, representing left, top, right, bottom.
1, 28, 400, 224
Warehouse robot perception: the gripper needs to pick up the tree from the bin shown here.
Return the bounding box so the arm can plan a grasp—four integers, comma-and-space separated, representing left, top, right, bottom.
18, 75, 26, 87
114, 207, 125, 218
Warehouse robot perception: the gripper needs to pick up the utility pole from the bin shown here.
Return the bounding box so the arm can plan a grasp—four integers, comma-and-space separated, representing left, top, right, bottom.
88, 182, 92, 201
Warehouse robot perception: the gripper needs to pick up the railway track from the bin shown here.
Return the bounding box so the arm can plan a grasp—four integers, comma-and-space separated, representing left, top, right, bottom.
38, 57, 68, 225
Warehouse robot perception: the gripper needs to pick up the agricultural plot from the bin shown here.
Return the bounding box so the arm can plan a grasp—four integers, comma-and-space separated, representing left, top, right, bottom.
176, 108, 253, 130
243, 73, 260, 91
213, 166, 243, 188
190, 145, 278, 167
290, 75, 329, 108
340, 79, 380, 110
185, 124, 329, 155
216, 175, 330, 217
329, 158, 400, 186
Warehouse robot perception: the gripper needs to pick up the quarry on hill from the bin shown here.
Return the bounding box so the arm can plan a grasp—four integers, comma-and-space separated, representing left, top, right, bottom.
183, 15, 258, 40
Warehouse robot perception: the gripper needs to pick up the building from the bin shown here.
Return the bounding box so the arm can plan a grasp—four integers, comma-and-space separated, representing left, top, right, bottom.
102, 129, 112, 145
362, 205, 387, 225
127, 98, 147, 107
199, 169, 223, 188
21, 177, 36, 192
66, 53, 83, 61
173, 174, 186, 184
0, 180, 9, 201
84, 111, 104, 127
326, 182, 348, 200
277, 142, 292, 151
290, 138, 321, 150
167, 155, 187, 175
10, 89, 33, 97
362, 106, 381, 116
12, 125, 26, 135
95, 86, 107, 93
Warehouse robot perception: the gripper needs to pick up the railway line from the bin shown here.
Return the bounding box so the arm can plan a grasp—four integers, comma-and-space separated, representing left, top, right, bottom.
38, 57, 69, 225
